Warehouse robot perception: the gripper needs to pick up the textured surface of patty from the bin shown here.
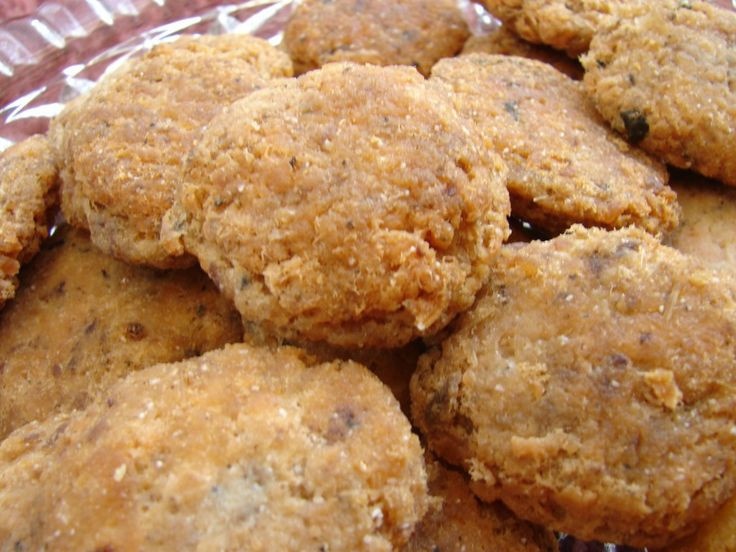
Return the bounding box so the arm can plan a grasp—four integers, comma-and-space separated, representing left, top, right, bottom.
661, 494, 736, 552
0, 344, 428, 551
0, 225, 242, 440
477, 0, 645, 56
581, 0, 736, 186
665, 170, 736, 273
403, 454, 558, 552
462, 26, 583, 79
49, 34, 293, 268
411, 225, 736, 547
283, 0, 469, 76
0, 135, 58, 307
240, 317, 423, 416
168, 62, 510, 348
431, 54, 678, 235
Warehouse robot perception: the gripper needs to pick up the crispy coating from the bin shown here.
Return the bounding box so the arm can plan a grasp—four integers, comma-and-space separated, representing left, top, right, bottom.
431, 54, 678, 236
665, 170, 736, 273
477, 0, 645, 56
581, 1, 736, 187
240, 317, 423, 415
0, 225, 242, 440
462, 27, 583, 80
403, 455, 558, 552
49, 34, 293, 268
317, 344, 422, 417
169, 63, 510, 348
661, 494, 736, 552
0, 344, 428, 551
411, 226, 736, 547
283, 0, 469, 76
0, 135, 58, 308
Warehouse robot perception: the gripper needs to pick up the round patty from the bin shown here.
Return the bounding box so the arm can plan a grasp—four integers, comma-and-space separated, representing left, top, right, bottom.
49, 34, 293, 268
0, 343, 428, 551
581, 0, 736, 187
168, 62, 510, 348
411, 225, 736, 547
283, 0, 469, 76
431, 54, 678, 235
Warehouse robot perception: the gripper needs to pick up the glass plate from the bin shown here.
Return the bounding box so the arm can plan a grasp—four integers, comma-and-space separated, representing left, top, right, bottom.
0, 0, 297, 150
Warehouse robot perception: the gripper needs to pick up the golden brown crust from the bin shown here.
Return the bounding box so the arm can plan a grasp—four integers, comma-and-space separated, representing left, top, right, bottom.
431, 54, 678, 236
661, 494, 736, 552
283, 0, 469, 76
0, 135, 58, 307
477, 0, 646, 56
461, 27, 583, 80
402, 455, 558, 552
581, 0, 736, 187
0, 225, 243, 439
172, 62, 510, 348
49, 34, 293, 268
242, 326, 424, 417
411, 225, 736, 547
0, 344, 428, 551
665, 170, 736, 273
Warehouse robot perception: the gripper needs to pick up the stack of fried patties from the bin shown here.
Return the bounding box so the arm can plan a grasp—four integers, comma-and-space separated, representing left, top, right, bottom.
1, 0, 735, 549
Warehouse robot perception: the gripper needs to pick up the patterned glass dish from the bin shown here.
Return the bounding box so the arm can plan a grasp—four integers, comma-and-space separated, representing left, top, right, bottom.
0, 0, 296, 150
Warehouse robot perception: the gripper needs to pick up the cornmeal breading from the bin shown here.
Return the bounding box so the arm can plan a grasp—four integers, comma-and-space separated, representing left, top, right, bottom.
50, 34, 293, 268
411, 226, 736, 547
462, 27, 583, 79
0, 226, 242, 440
403, 454, 558, 552
0, 135, 58, 308
0, 344, 428, 551
661, 494, 736, 552
665, 170, 736, 273
167, 62, 510, 348
582, 0, 736, 186
431, 54, 678, 235
477, 0, 646, 56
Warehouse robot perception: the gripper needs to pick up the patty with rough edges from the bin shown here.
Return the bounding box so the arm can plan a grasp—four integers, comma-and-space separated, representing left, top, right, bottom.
430, 54, 678, 235
0, 135, 58, 308
283, 0, 469, 76
411, 225, 736, 548
0, 225, 242, 440
462, 26, 583, 80
49, 34, 293, 269
166, 62, 510, 348
403, 454, 558, 552
0, 344, 428, 551
477, 0, 646, 56
581, 0, 736, 187
665, 169, 736, 273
